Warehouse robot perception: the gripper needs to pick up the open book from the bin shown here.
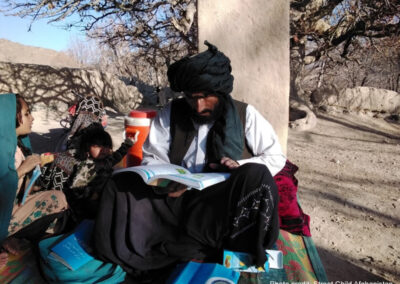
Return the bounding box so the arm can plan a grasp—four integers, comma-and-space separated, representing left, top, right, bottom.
49, 220, 94, 270
113, 164, 230, 190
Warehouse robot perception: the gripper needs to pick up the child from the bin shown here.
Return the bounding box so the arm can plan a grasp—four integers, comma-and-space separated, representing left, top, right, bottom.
66, 123, 137, 220
1, 94, 67, 269
9, 95, 67, 231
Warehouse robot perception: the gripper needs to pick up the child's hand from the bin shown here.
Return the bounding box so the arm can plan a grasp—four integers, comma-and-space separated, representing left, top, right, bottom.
31, 185, 41, 192
40, 153, 54, 166
17, 154, 41, 178
126, 131, 140, 144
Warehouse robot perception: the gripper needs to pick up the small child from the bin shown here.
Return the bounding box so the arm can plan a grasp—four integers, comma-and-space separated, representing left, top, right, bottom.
67, 123, 137, 220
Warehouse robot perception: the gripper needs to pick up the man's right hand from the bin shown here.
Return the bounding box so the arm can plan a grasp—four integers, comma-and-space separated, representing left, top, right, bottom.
168, 187, 187, 198
166, 181, 188, 198
153, 181, 188, 197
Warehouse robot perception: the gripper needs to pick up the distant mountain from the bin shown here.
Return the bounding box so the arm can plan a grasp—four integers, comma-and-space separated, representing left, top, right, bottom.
0, 38, 80, 68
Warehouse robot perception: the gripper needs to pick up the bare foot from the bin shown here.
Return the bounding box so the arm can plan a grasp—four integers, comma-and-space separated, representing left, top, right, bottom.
0, 251, 8, 270
2, 238, 30, 255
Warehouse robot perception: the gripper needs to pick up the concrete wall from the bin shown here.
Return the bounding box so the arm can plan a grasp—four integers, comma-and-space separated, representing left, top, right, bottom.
198, 0, 289, 154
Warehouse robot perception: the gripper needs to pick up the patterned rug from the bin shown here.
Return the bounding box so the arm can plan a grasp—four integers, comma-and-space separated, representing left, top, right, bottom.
238, 230, 327, 283
0, 246, 44, 284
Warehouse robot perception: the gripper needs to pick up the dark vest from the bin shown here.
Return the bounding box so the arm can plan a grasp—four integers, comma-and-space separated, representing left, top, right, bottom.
168, 98, 253, 165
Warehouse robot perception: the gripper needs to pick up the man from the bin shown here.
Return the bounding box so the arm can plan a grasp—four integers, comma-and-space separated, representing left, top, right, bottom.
142, 41, 285, 191
94, 41, 286, 276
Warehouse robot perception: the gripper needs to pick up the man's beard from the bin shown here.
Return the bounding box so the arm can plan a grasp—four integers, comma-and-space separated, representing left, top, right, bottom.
190, 100, 224, 124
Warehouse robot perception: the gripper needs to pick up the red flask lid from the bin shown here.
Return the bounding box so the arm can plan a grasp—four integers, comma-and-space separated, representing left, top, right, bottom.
129, 109, 157, 118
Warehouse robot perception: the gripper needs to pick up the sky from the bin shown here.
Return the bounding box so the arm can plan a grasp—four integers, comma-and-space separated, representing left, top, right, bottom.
0, 13, 85, 51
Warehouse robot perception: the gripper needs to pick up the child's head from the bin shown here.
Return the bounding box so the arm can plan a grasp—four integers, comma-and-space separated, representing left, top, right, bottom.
78, 123, 113, 160
15, 94, 34, 136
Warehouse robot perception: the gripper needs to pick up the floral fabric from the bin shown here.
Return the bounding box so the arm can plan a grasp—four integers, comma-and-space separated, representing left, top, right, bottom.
276, 230, 317, 282
8, 190, 67, 236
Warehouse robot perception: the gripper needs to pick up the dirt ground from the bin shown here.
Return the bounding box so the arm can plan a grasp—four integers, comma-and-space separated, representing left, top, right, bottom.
287, 111, 400, 283
30, 108, 400, 283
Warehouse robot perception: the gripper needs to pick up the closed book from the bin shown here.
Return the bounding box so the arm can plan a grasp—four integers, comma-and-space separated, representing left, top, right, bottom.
49, 220, 94, 270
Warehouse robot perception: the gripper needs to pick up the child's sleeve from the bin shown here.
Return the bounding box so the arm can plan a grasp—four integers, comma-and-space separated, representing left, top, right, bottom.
109, 138, 134, 166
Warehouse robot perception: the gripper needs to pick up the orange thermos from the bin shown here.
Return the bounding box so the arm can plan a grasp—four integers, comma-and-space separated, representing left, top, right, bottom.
124, 109, 157, 167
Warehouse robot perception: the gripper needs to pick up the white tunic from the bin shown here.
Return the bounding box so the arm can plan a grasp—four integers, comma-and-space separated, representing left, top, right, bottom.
142, 102, 286, 176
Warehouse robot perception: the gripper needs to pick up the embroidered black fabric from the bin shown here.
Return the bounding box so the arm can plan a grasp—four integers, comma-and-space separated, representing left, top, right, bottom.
93, 163, 279, 275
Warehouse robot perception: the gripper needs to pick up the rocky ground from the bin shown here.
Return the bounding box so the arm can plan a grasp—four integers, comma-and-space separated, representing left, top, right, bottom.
30, 108, 400, 283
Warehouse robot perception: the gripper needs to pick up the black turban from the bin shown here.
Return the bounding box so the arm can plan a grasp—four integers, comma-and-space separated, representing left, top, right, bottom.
167, 41, 244, 168
167, 41, 234, 96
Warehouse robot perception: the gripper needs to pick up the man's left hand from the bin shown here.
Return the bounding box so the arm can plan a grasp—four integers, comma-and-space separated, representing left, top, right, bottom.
209, 157, 240, 171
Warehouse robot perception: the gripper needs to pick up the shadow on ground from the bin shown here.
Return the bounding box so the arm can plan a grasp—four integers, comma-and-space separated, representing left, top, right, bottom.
318, 246, 394, 281
317, 114, 400, 140
29, 128, 67, 153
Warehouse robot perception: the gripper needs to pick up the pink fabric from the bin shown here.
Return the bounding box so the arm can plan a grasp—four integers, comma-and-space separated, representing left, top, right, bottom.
14, 146, 24, 169
14, 146, 25, 190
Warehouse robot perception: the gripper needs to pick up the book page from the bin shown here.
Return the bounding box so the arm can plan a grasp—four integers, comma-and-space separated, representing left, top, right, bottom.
114, 164, 230, 190
114, 164, 191, 183
164, 172, 230, 189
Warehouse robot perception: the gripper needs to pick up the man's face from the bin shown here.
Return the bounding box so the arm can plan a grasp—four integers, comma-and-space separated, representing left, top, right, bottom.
185, 92, 221, 124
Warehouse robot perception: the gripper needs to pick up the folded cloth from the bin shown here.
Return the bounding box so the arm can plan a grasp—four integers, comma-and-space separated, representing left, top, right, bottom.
274, 160, 311, 237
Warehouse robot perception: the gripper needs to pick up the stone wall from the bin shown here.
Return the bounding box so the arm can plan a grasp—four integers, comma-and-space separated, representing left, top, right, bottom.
0, 61, 142, 114
324, 87, 400, 114
198, 0, 290, 153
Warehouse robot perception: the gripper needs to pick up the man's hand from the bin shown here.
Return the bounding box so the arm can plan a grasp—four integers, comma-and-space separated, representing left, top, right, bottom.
166, 181, 188, 197
153, 181, 187, 198
209, 156, 240, 171
168, 187, 188, 198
